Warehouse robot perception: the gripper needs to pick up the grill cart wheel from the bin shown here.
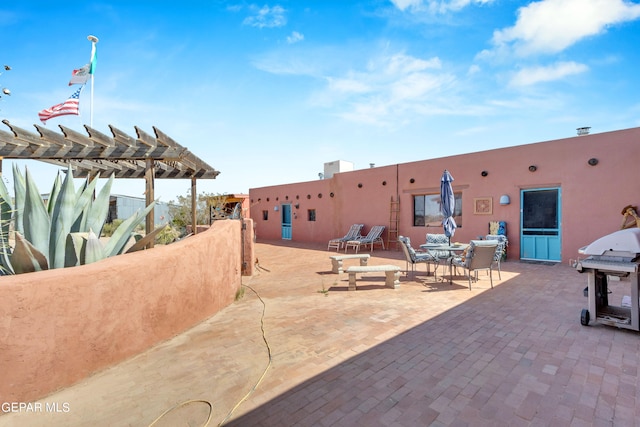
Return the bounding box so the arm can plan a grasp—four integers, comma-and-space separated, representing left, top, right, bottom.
580, 309, 590, 326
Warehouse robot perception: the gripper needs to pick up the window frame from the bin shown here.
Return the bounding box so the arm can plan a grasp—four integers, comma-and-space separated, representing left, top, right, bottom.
413, 192, 463, 228
308, 209, 316, 222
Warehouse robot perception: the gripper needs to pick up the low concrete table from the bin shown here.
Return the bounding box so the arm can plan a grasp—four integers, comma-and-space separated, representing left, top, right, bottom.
345, 265, 401, 290
329, 254, 371, 273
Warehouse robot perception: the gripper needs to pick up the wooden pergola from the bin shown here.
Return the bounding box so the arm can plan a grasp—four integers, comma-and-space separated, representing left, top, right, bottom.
0, 119, 220, 242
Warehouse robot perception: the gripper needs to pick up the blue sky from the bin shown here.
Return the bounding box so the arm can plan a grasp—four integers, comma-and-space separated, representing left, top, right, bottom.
1, 0, 639, 202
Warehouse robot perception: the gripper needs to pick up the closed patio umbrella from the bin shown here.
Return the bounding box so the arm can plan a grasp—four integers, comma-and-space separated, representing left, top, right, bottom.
440, 169, 457, 244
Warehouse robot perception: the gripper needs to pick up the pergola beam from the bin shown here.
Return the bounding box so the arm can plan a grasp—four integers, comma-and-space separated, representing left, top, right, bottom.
0, 120, 220, 234
0, 120, 219, 180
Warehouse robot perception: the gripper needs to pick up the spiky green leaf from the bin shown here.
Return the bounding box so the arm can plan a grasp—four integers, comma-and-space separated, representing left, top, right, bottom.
84, 173, 114, 236
0, 176, 14, 274
103, 202, 154, 257
65, 232, 87, 267
23, 168, 50, 260
84, 229, 104, 264
125, 225, 168, 253
47, 171, 63, 216
12, 163, 26, 235
72, 174, 101, 232
49, 166, 77, 269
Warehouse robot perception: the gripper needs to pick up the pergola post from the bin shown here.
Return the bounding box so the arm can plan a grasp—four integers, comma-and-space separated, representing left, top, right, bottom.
145, 158, 155, 248
191, 176, 197, 235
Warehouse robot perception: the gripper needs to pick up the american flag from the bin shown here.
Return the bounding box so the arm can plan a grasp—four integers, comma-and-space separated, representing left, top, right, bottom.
38, 86, 83, 124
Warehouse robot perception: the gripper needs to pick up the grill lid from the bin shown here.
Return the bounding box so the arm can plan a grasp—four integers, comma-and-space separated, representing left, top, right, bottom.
580, 228, 640, 257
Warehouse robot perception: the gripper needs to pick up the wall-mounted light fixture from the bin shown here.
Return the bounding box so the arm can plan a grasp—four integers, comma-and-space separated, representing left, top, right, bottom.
294, 203, 300, 209
588, 158, 599, 166
499, 195, 511, 205
274, 206, 279, 211
529, 165, 537, 172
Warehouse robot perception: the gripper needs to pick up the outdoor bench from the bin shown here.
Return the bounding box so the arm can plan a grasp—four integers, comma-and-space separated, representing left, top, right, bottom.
345, 265, 401, 291
329, 254, 371, 273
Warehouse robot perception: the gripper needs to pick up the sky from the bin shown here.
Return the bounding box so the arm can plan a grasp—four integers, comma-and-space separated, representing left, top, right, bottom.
1, 0, 639, 203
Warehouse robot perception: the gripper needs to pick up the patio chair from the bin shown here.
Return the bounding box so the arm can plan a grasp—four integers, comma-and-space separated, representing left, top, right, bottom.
327, 224, 364, 251
399, 236, 438, 279
425, 233, 453, 272
425, 233, 451, 259
451, 240, 498, 290
345, 225, 385, 253
484, 234, 508, 279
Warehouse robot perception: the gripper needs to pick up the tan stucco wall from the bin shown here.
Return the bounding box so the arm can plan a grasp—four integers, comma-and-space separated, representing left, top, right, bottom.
249, 127, 640, 263
0, 218, 252, 402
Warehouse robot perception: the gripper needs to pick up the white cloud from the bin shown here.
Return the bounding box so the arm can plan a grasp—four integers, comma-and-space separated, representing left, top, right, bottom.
492, 0, 640, 56
467, 64, 481, 75
243, 5, 287, 28
382, 53, 441, 75
389, 0, 423, 11
509, 61, 588, 86
326, 77, 371, 94
390, 0, 496, 14
321, 52, 455, 125
287, 31, 304, 44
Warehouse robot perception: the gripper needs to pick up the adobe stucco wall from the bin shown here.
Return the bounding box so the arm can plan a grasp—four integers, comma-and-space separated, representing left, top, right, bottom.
249, 127, 640, 263
0, 218, 253, 403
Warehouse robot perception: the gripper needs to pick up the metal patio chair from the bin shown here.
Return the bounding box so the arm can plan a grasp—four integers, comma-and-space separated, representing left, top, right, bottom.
451, 240, 498, 290
399, 236, 438, 279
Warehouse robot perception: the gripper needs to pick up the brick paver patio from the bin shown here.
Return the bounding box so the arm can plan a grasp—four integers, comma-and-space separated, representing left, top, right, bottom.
2, 240, 639, 426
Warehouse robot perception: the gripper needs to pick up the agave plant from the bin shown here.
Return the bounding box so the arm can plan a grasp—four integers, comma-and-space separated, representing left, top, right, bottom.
0, 165, 155, 275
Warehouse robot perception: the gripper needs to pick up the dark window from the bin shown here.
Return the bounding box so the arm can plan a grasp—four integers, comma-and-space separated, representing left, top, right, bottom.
413, 193, 463, 227
308, 209, 316, 221
522, 189, 558, 229
262, 210, 268, 221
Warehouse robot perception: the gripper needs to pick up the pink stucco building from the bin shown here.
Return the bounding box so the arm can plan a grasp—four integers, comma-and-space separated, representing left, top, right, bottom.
249, 127, 640, 263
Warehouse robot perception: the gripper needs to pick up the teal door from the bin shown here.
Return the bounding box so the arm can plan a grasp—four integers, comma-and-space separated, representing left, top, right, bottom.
520, 188, 561, 261
281, 204, 292, 240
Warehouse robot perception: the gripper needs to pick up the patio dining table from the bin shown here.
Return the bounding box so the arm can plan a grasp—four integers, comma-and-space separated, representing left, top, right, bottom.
420, 243, 469, 284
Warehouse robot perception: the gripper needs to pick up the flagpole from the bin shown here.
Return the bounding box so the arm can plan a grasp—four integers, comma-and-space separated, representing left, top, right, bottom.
87, 35, 98, 127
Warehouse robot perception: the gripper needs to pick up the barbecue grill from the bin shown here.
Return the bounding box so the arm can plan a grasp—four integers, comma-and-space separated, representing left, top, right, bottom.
576, 228, 640, 330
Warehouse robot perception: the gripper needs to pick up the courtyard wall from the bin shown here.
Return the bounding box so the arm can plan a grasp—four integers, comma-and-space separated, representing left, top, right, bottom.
0, 218, 254, 402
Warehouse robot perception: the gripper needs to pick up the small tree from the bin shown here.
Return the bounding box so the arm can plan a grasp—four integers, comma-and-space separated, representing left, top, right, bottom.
168, 190, 215, 234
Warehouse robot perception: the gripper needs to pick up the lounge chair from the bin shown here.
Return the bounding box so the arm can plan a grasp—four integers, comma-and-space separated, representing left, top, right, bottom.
344, 225, 385, 253
399, 236, 438, 279
451, 240, 498, 290
327, 224, 364, 251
